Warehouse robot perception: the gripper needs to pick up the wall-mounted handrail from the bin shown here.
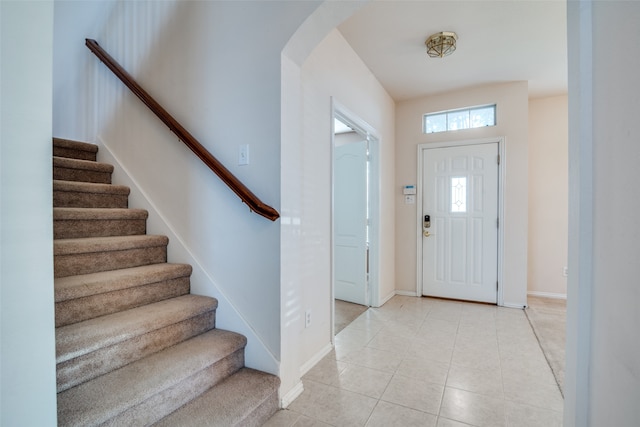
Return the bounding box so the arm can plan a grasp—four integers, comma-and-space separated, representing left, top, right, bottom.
85, 39, 279, 221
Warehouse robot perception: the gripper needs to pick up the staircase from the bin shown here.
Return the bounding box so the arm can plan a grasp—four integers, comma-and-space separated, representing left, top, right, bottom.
53, 138, 279, 426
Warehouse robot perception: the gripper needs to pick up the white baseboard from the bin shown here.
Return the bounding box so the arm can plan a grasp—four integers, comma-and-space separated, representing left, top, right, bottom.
283, 342, 333, 408
395, 290, 419, 297
502, 302, 528, 309
299, 342, 333, 377
376, 290, 397, 306
528, 291, 567, 300
280, 381, 304, 408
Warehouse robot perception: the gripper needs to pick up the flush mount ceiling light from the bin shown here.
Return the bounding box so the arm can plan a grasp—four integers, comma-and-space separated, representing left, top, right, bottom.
425, 31, 458, 58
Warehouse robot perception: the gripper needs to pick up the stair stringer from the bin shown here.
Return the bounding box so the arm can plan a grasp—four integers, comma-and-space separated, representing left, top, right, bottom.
96, 136, 280, 378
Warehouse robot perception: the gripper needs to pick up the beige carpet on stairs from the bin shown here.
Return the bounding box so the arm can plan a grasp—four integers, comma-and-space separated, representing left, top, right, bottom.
53, 137, 279, 426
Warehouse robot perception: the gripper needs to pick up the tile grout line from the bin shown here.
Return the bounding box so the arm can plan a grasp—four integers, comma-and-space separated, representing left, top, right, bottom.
435, 309, 460, 422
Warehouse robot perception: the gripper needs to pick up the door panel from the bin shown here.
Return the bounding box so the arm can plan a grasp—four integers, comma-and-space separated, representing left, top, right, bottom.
422, 143, 498, 303
334, 140, 368, 305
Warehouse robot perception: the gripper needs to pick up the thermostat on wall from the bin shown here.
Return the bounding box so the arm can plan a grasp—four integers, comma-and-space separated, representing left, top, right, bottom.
403, 185, 416, 195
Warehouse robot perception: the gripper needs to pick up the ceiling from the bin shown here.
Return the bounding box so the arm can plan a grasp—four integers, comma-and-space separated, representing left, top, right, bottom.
337, 0, 567, 102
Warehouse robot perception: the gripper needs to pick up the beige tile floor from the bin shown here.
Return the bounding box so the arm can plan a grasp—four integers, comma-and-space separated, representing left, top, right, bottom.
265, 296, 563, 427
335, 299, 369, 335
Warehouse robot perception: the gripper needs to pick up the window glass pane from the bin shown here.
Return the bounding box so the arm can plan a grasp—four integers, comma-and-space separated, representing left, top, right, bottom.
425, 113, 447, 133
424, 104, 496, 134
451, 177, 467, 212
470, 106, 495, 128
447, 110, 469, 131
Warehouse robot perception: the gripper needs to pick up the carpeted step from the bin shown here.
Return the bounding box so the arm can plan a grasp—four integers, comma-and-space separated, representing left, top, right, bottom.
54, 179, 129, 209
53, 138, 98, 161
57, 329, 246, 427
54, 207, 147, 239
54, 235, 168, 278
56, 294, 218, 392
51, 136, 277, 426
55, 263, 192, 327
156, 368, 280, 427
53, 156, 113, 184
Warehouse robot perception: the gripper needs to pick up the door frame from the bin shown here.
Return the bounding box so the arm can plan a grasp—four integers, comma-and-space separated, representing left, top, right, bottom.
416, 137, 506, 306
331, 98, 380, 337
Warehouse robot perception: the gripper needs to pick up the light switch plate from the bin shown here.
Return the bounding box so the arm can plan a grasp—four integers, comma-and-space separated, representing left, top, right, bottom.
238, 144, 249, 165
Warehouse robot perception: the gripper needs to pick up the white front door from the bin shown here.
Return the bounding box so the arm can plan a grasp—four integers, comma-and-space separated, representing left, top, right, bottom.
421, 142, 499, 303
334, 139, 368, 305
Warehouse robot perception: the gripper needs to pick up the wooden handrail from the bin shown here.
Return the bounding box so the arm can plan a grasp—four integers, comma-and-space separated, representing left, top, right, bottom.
85, 39, 279, 221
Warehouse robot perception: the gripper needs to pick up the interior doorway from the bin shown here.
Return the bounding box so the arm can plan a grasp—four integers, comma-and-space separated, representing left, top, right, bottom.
332, 101, 379, 335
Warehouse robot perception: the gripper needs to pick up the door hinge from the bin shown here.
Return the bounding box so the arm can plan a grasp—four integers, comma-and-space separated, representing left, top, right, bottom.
497, 154, 501, 165
496, 281, 499, 291
497, 218, 499, 228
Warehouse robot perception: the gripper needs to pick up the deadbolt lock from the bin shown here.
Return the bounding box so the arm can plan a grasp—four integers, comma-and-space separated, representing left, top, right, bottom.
423, 215, 432, 237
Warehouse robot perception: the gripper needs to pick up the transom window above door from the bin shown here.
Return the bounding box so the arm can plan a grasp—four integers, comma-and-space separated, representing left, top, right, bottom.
423, 104, 496, 134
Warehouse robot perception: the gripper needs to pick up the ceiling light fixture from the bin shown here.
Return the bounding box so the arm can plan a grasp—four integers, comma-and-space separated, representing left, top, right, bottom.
425, 31, 458, 58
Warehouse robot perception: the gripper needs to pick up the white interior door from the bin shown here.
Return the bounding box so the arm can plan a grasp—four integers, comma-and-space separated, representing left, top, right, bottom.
334, 140, 368, 305
422, 142, 499, 303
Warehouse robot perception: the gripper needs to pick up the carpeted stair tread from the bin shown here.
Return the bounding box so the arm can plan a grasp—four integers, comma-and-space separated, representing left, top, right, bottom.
54, 234, 167, 280
53, 179, 129, 195
57, 329, 247, 427
54, 235, 168, 256
56, 294, 217, 364
54, 156, 114, 184
54, 235, 169, 277
54, 207, 148, 239
53, 179, 130, 209
54, 156, 113, 173
53, 138, 98, 161
54, 264, 192, 326
156, 368, 280, 427
54, 207, 147, 221
55, 263, 191, 302
53, 137, 99, 153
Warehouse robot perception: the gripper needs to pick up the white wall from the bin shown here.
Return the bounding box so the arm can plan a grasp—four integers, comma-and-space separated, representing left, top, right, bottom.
396, 82, 529, 308
528, 95, 568, 298
565, 1, 640, 425
0, 1, 57, 425
53, 0, 320, 373
53, 0, 113, 141
280, 28, 395, 402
